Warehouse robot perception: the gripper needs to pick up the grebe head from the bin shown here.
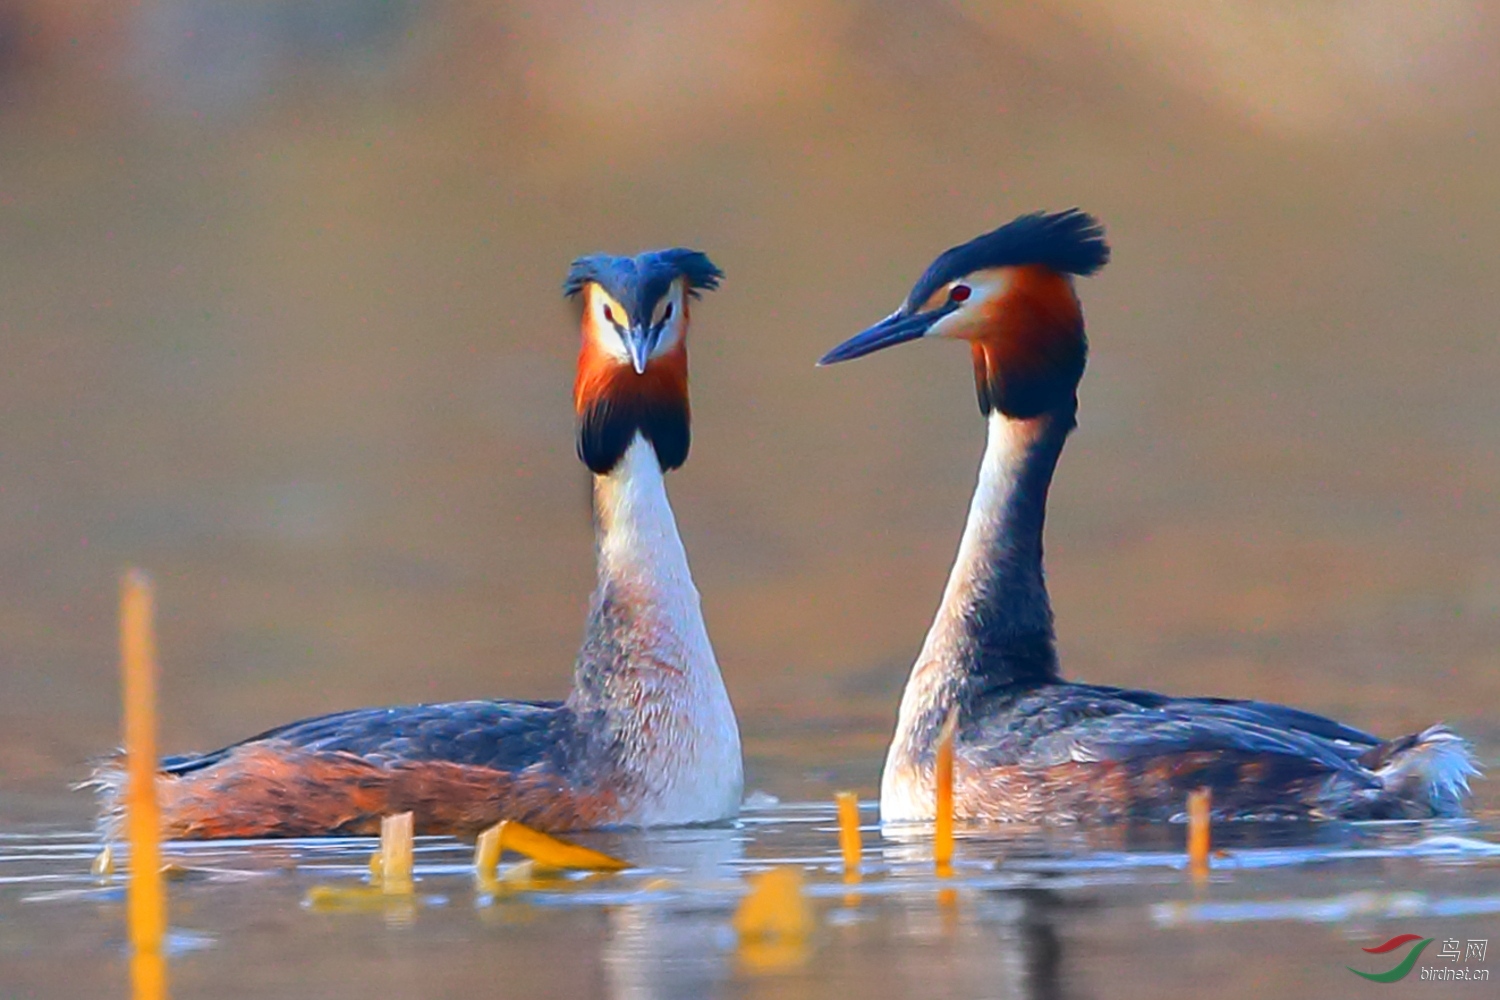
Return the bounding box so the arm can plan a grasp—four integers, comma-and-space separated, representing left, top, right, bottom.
565, 248, 723, 474
819, 210, 1109, 417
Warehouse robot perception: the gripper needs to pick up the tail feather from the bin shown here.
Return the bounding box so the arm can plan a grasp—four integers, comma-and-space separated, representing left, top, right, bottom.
74, 754, 128, 841
1364, 724, 1480, 818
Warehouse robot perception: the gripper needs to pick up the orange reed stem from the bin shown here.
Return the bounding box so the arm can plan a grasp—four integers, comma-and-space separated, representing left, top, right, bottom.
122, 570, 166, 954
834, 791, 862, 878
934, 708, 957, 872
1187, 786, 1212, 881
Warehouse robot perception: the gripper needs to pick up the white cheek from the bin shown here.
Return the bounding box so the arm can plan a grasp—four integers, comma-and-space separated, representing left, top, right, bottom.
654, 318, 684, 356
928, 281, 1006, 339
925, 307, 971, 339
924, 313, 960, 340
593, 308, 631, 362
651, 293, 686, 357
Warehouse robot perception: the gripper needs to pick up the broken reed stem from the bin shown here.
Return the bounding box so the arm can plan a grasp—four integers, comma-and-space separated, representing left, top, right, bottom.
733, 867, 812, 941
732, 867, 814, 973
834, 791, 861, 879
380, 812, 415, 894
1187, 787, 1212, 880
474, 822, 503, 881
486, 819, 629, 872
122, 571, 166, 955
934, 707, 957, 872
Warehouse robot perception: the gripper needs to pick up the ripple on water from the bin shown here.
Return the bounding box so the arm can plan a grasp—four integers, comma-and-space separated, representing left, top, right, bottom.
3, 803, 1499, 1000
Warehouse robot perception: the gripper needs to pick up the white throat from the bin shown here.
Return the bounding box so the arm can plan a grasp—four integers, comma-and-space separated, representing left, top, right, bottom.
579, 434, 742, 825
881, 409, 1068, 821
923, 410, 1058, 654
594, 436, 701, 606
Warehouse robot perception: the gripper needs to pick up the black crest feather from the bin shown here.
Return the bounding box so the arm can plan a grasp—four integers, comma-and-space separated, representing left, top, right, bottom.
905, 210, 1108, 312
563, 248, 722, 325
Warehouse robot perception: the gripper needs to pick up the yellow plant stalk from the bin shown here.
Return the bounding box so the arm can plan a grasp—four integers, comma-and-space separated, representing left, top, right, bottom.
130, 948, 167, 1000
122, 571, 166, 955
834, 791, 861, 880
473, 821, 503, 880
733, 867, 811, 941
1187, 787, 1212, 881
934, 708, 957, 873
379, 812, 415, 894
489, 820, 628, 872
733, 866, 814, 972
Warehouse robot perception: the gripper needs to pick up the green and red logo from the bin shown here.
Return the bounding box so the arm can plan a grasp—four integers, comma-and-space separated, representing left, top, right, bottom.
1347, 934, 1433, 983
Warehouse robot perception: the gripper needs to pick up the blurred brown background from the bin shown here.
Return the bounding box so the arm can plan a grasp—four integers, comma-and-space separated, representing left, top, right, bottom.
1, 1, 1497, 818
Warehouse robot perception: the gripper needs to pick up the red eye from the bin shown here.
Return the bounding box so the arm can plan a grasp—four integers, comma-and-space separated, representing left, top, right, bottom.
603, 305, 619, 326
949, 284, 971, 303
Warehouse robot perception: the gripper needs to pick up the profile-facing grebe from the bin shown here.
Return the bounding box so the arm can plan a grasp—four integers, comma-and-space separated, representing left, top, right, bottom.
94, 249, 742, 838
821, 210, 1477, 823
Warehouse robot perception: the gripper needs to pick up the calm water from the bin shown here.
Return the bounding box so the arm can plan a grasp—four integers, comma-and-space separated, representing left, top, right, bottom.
5, 795, 1500, 1000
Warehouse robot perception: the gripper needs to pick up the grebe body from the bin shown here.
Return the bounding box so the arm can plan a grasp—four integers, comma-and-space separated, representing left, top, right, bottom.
92, 249, 742, 838
822, 211, 1477, 824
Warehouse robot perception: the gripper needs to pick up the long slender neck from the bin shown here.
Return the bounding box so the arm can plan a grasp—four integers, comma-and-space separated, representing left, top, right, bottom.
889, 404, 1073, 756
567, 434, 741, 821
590, 436, 699, 614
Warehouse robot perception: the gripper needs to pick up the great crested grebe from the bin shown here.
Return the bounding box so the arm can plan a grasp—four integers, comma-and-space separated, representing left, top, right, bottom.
820, 210, 1478, 823
93, 249, 742, 838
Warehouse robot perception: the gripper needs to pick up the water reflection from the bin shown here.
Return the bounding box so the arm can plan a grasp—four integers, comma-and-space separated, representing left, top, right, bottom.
983, 889, 1071, 1000
602, 826, 740, 1000
890, 886, 1079, 1000
3, 809, 1500, 1000
607, 904, 728, 1000
585, 814, 1093, 1000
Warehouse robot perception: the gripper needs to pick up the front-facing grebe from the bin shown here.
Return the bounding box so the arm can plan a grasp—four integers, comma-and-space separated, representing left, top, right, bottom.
93, 249, 742, 838
820, 210, 1478, 823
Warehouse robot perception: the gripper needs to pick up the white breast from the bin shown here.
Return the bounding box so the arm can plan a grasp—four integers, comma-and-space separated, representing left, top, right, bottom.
592, 436, 743, 825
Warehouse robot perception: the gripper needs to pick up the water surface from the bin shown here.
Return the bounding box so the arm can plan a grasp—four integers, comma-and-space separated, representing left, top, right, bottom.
5, 796, 1498, 999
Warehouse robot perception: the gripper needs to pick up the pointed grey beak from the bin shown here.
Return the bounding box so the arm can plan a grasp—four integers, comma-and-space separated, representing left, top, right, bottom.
818, 302, 959, 366
625, 326, 652, 374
